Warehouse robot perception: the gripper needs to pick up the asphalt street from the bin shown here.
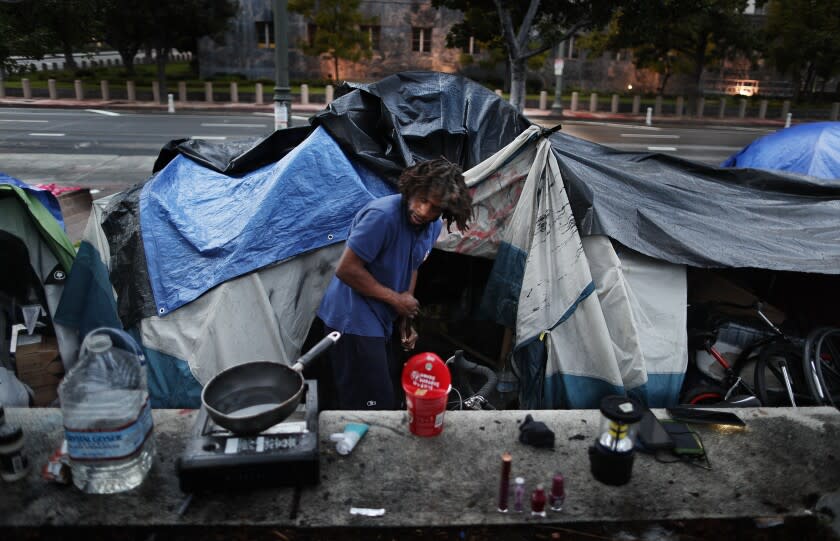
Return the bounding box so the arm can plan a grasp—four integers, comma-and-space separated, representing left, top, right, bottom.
0, 106, 775, 197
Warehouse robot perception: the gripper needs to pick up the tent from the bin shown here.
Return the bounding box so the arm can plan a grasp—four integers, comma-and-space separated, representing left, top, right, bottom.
721, 122, 840, 180
0, 175, 77, 406
59, 72, 840, 410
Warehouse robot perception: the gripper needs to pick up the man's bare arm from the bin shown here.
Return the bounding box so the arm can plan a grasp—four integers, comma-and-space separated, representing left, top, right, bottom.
335, 247, 419, 317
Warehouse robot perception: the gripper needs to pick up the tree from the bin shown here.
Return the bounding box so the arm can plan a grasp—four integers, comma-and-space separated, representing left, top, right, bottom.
100, 0, 236, 102
763, 0, 840, 101
0, 1, 56, 74
100, 0, 152, 75
289, 0, 375, 81
433, 0, 616, 111
587, 0, 758, 97
36, 0, 102, 70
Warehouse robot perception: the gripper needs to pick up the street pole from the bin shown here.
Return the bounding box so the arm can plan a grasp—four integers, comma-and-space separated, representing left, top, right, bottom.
551, 43, 564, 116
273, 0, 292, 130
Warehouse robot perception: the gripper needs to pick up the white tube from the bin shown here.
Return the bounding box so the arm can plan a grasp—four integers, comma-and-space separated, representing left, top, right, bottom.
329, 423, 369, 455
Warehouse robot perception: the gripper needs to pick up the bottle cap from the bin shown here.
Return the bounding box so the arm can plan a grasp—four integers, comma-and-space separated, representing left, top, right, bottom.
86, 334, 113, 353
515, 476, 524, 485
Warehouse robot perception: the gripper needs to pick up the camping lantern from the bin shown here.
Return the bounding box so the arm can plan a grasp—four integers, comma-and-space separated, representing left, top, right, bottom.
588, 395, 643, 486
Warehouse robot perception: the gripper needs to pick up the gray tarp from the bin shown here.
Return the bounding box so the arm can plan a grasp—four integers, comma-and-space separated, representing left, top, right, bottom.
551, 131, 840, 274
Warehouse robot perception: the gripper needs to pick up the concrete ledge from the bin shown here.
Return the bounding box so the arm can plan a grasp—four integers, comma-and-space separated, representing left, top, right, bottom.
2, 407, 839, 539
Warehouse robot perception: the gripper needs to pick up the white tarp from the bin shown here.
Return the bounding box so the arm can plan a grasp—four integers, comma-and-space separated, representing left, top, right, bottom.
141, 243, 342, 385
441, 125, 685, 407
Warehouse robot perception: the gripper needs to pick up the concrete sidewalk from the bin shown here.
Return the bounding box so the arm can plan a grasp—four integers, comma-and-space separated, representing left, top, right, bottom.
0, 95, 788, 128
3, 407, 839, 539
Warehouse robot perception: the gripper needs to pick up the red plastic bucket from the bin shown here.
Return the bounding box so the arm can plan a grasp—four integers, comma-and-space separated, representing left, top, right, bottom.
401, 352, 451, 437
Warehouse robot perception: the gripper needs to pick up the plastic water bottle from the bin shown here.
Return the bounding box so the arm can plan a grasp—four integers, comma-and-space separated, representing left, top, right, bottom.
58, 328, 155, 494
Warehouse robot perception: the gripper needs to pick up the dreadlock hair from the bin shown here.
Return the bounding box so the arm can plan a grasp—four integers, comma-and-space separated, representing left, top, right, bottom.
397, 158, 473, 232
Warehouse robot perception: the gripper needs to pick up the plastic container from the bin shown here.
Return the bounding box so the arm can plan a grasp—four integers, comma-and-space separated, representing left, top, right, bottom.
58, 328, 155, 494
401, 352, 451, 437
330, 423, 368, 455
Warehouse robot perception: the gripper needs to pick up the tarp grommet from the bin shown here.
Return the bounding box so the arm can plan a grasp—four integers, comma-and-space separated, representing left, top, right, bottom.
327, 234, 334, 240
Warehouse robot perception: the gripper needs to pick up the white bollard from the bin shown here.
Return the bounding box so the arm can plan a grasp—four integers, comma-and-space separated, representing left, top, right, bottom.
539, 90, 548, 110
301, 84, 310, 105
785, 112, 792, 128
646, 107, 653, 126
325, 85, 334, 104
168, 93, 175, 113
255, 83, 263, 105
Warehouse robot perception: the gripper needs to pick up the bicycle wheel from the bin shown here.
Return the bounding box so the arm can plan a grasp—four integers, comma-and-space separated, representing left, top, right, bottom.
803, 327, 837, 405
754, 341, 809, 406
680, 383, 727, 405
813, 329, 840, 408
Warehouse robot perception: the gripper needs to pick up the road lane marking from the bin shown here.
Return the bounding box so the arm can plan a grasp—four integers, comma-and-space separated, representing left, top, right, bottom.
254, 112, 312, 121
559, 120, 663, 130
620, 134, 679, 139
201, 123, 266, 128
28, 133, 65, 137
191, 136, 227, 140
0, 119, 48, 123
647, 146, 678, 151
86, 109, 121, 116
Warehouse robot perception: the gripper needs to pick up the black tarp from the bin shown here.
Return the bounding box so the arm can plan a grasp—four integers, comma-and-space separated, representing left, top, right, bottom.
312, 71, 532, 182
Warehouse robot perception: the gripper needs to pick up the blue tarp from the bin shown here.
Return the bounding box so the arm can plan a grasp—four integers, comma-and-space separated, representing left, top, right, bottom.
721, 122, 840, 180
140, 127, 394, 315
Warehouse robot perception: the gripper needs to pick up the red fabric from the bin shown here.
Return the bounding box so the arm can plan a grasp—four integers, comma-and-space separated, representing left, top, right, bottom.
35, 183, 82, 197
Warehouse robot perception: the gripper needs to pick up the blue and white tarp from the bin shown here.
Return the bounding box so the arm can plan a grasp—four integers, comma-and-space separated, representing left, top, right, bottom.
437, 126, 686, 408
140, 126, 393, 315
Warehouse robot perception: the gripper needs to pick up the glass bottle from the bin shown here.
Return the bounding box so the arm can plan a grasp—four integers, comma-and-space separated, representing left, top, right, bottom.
530, 483, 547, 517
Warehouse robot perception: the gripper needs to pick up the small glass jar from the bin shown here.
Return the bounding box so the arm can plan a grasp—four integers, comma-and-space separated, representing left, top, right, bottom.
0, 417, 30, 483
549, 473, 565, 511
530, 483, 547, 517
513, 477, 525, 512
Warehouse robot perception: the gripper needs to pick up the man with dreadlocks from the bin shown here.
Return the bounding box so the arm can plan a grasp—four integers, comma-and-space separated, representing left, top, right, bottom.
317, 159, 473, 410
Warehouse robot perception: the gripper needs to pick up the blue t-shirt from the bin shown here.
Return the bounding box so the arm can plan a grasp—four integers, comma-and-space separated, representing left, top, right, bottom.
318, 194, 442, 337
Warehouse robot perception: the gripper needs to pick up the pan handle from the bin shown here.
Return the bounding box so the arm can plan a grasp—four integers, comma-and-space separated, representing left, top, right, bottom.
291, 331, 341, 372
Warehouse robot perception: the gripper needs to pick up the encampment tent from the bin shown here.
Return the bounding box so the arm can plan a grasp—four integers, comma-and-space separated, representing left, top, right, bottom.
0, 175, 77, 406
721, 122, 840, 180
58, 72, 840, 410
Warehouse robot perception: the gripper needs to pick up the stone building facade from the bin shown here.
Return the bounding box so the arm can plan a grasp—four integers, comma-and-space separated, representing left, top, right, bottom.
198, 0, 464, 82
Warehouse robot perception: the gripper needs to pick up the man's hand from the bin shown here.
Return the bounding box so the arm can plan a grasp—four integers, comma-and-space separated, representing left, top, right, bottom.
392, 291, 420, 318
400, 318, 419, 351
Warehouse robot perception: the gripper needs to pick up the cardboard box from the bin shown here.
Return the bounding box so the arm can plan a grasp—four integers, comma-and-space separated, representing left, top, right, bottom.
15, 335, 64, 407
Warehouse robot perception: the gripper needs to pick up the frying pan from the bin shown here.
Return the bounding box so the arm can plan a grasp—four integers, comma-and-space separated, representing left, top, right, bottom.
201, 331, 341, 434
